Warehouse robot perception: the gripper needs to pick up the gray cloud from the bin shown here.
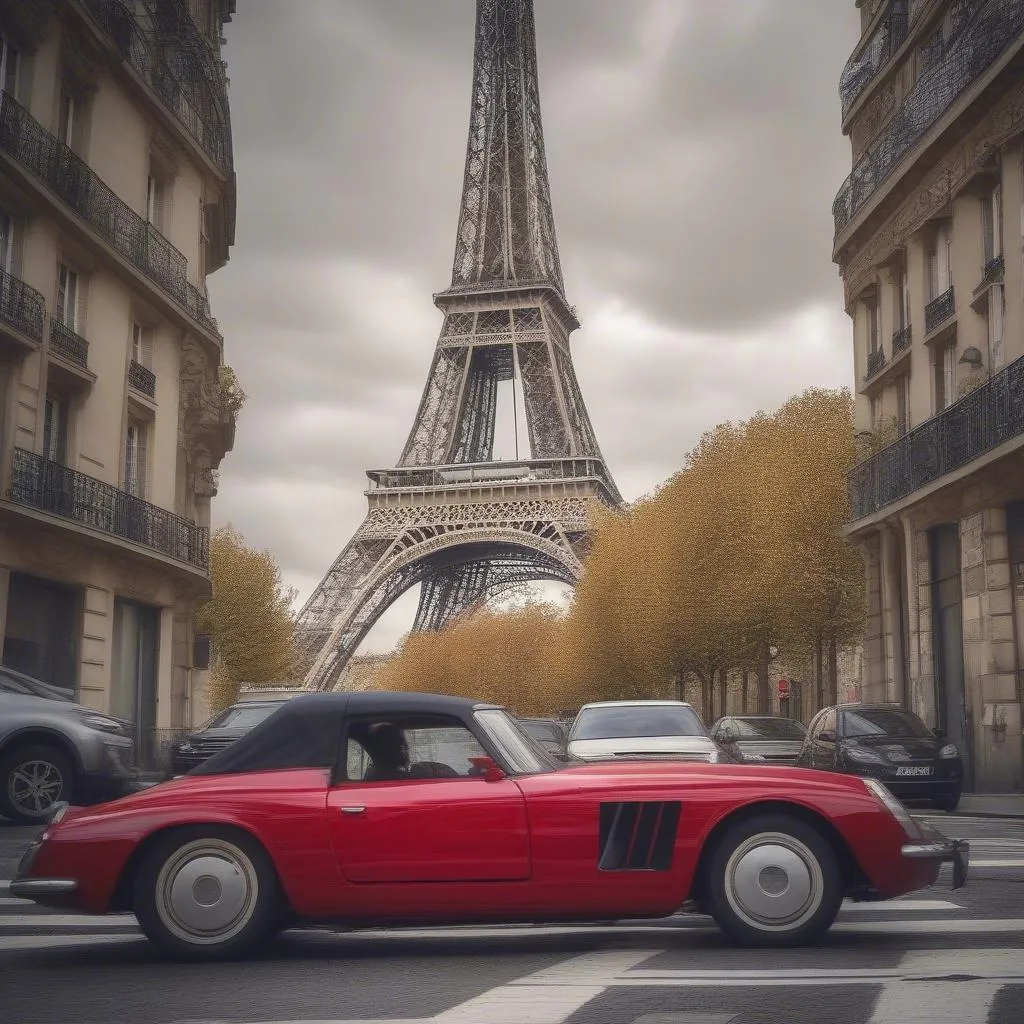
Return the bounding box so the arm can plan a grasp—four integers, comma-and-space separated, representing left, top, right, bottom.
209, 0, 860, 653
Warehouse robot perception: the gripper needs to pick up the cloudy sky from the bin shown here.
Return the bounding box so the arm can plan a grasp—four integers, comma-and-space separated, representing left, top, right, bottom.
207, 0, 862, 655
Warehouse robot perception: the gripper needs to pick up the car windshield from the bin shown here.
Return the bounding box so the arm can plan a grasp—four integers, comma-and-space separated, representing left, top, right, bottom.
571, 705, 707, 740
475, 709, 559, 775
0, 670, 73, 702
723, 718, 806, 740
843, 708, 932, 739
205, 703, 283, 731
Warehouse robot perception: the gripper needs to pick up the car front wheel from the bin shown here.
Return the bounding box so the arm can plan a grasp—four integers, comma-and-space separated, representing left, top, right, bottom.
134, 826, 281, 961
703, 813, 843, 947
0, 743, 75, 824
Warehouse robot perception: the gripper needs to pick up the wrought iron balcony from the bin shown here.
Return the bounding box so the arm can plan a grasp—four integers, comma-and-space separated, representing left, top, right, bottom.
833, 0, 1024, 237
0, 92, 187, 300
185, 281, 220, 337
128, 359, 156, 397
892, 324, 912, 353
925, 287, 955, 334
79, 0, 231, 174
840, 2, 910, 119
866, 347, 886, 379
0, 265, 45, 343
981, 254, 1005, 286
49, 319, 89, 367
848, 353, 1024, 521
8, 448, 209, 570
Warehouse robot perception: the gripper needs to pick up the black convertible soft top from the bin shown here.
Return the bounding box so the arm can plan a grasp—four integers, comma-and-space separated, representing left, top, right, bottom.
189, 691, 499, 777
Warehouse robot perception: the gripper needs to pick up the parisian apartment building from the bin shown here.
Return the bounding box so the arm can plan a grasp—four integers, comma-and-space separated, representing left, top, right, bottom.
837, 0, 1024, 793
0, 0, 238, 765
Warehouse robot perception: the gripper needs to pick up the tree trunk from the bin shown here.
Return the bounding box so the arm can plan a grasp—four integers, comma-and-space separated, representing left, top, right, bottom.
673, 670, 683, 701
814, 634, 824, 712
828, 636, 839, 706
757, 642, 770, 714
720, 668, 729, 718
741, 670, 750, 713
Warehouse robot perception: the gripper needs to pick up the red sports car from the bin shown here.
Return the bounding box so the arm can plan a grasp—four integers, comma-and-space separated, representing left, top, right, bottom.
11, 692, 969, 960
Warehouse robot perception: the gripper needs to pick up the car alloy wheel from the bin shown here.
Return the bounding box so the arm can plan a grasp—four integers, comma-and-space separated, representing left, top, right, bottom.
704, 813, 843, 947
0, 744, 74, 824
135, 827, 281, 960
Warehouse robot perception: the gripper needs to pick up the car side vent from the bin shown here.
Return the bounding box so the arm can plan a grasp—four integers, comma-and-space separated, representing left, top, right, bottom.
598, 800, 681, 871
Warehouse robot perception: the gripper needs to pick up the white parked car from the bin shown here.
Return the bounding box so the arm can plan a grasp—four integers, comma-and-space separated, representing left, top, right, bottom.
566, 700, 730, 764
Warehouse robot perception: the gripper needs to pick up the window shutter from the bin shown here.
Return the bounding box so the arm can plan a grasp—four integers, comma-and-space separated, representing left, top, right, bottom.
993, 187, 1002, 256
56, 264, 67, 325
982, 195, 994, 263
138, 423, 148, 498
927, 245, 938, 299
76, 274, 88, 336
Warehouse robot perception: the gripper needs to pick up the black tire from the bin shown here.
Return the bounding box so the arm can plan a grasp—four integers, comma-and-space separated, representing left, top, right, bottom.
133, 826, 282, 961
0, 743, 76, 824
703, 813, 844, 948
934, 789, 961, 814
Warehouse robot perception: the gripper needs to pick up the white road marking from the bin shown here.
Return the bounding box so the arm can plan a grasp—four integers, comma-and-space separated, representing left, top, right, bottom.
0, 933, 141, 951
839, 899, 962, 912
0, 913, 136, 929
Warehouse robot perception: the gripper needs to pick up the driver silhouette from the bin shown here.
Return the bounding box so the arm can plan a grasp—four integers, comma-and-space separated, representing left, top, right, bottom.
362, 722, 410, 782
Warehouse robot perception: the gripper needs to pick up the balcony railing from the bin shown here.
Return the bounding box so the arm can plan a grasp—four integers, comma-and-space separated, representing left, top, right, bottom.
128, 359, 156, 397
8, 448, 209, 570
833, 0, 1024, 237
0, 265, 45, 343
892, 324, 912, 353
367, 457, 617, 494
49, 319, 89, 367
0, 93, 217, 339
80, 0, 230, 174
848, 353, 1024, 520
185, 281, 220, 337
840, 2, 910, 118
925, 287, 955, 333
981, 254, 1005, 287
866, 347, 886, 379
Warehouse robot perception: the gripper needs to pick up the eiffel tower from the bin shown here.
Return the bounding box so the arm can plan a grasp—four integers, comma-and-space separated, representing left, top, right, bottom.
296, 0, 621, 690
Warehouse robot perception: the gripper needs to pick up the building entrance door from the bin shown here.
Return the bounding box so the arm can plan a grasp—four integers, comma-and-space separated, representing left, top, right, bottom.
931, 524, 971, 791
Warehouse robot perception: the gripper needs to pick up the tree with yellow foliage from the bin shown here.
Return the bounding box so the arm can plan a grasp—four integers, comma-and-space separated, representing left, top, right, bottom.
195, 525, 298, 712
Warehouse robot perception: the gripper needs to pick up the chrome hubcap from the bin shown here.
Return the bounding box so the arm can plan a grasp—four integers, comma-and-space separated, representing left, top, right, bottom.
723, 831, 823, 932
8, 760, 64, 816
155, 839, 259, 945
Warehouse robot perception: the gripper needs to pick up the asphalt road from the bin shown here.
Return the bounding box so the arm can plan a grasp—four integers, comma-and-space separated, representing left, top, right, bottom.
0, 813, 1022, 1024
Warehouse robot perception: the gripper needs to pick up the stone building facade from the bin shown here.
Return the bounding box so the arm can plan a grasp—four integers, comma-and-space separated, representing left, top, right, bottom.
837, 0, 1024, 792
0, 0, 238, 762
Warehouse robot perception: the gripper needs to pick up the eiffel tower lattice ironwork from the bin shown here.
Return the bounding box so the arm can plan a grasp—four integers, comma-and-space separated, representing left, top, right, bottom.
296, 0, 621, 690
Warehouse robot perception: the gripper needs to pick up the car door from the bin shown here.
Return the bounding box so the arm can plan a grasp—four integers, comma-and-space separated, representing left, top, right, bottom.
811, 709, 839, 771
326, 712, 531, 884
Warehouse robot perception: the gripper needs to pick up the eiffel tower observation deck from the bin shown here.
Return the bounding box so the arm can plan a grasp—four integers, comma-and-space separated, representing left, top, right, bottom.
295, 0, 621, 690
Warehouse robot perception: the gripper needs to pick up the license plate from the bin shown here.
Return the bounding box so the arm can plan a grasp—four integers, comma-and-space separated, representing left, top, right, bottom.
895, 766, 932, 776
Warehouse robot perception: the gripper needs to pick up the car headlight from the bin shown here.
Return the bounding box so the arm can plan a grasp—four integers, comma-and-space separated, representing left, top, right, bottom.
862, 778, 922, 839
845, 746, 886, 764
938, 743, 958, 759
78, 713, 125, 736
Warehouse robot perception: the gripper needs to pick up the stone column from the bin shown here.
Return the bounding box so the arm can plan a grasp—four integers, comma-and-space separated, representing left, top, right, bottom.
80, 585, 113, 712
860, 532, 887, 702
960, 508, 1021, 792
880, 525, 906, 703
909, 526, 937, 725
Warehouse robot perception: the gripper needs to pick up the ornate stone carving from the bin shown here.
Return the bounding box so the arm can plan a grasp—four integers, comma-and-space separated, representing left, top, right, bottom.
841, 80, 1024, 305
178, 335, 233, 504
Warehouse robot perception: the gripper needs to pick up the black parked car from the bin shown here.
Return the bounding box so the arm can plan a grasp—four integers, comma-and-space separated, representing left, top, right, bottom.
795, 703, 964, 812
168, 699, 290, 776
518, 717, 569, 759
710, 715, 806, 765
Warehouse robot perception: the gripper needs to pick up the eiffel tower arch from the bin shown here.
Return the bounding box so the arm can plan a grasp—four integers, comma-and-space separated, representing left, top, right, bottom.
296, 0, 621, 690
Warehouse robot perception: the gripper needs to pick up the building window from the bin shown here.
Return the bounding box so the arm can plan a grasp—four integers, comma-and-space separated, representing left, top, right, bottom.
988, 283, 1005, 371
869, 393, 880, 431
893, 265, 909, 330
0, 208, 13, 272
58, 88, 75, 147
43, 393, 68, 464
0, 33, 18, 98
867, 297, 880, 354
55, 263, 81, 331
982, 187, 1001, 264
934, 340, 956, 412
124, 419, 148, 498
896, 375, 910, 435
131, 321, 153, 368
146, 172, 165, 231
927, 222, 952, 299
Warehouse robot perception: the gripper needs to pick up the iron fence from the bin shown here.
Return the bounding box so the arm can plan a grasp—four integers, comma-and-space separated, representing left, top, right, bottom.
833, 0, 1024, 236
925, 286, 955, 333
49, 319, 89, 367
128, 358, 156, 397
981, 254, 1005, 287
892, 323, 912, 353
186, 281, 220, 336
8, 448, 209, 570
867, 347, 887, 379
0, 264, 45, 342
849, 353, 1024, 519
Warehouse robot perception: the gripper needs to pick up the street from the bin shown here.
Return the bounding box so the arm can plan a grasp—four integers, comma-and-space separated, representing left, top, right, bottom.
0, 815, 1022, 1024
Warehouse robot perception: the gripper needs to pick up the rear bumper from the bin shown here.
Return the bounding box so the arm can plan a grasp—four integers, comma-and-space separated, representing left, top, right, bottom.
902, 836, 970, 889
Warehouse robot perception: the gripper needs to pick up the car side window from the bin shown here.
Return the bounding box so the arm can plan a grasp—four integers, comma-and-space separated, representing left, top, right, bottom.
806, 713, 823, 742
343, 716, 489, 783
820, 710, 837, 739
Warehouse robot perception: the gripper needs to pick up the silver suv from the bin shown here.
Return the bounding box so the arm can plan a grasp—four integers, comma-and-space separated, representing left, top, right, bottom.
0, 668, 136, 823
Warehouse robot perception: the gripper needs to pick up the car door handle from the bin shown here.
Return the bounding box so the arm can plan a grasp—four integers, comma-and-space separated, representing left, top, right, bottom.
340, 805, 366, 815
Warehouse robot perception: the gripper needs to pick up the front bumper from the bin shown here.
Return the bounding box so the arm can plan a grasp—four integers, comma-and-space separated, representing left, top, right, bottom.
902, 835, 970, 889
9, 878, 78, 899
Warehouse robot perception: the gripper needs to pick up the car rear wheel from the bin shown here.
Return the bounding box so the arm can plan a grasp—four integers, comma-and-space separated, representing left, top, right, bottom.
704, 813, 843, 947
0, 743, 75, 824
134, 826, 281, 961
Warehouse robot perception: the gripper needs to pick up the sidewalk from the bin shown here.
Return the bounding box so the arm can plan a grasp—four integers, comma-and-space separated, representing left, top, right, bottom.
957, 793, 1024, 818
